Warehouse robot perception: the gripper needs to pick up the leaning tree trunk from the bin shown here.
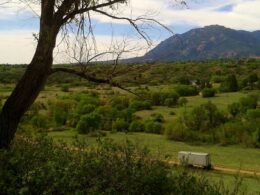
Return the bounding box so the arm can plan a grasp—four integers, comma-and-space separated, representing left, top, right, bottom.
0, 21, 59, 148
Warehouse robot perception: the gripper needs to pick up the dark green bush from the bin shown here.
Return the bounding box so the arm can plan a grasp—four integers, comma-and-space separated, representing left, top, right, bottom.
31, 115, 48, 129
77, 113, 101, 134
129, 100, 152, 111
144, 120, 164, 134
178, 97, 188, 107
76, 104, 96, 115
201, 88, 216, 98
219, 74, 238, 92
228, 102, 241, 117
0, 136, 239, 194
174, 85, 198, 97
129, 121, 145, 132
150, 113, 164, 123
112, 118, 129, 132
247, 109, 260, 120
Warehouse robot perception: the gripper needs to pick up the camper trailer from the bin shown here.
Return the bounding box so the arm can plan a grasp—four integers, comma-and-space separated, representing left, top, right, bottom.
178, 151, 211, 169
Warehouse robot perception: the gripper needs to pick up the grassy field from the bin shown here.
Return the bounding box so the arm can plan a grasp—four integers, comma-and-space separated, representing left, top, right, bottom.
48, 130, 260, 172
47, 130, 260, 194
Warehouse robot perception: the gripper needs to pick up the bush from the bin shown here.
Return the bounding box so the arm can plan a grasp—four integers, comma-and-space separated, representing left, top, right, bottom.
247, 109, 260, 120
178, 97, 188, 107
150, 113, 164, 123
228, 102, 241, 117
31, 115, 48, 129
112, 119, 129, 132
129, 100, 152, 111
76, 113, 101, 134
239, 96, 258, 113
0, 136, 240, 194
174, 85, 198, 97
61, 84, 70, 92
129, 121, 144, 132
77, 104, 96, 115
144, 120, 164, 134
201, 88, 216, 98
165, 122, 189, 141
219, 74, 238, 92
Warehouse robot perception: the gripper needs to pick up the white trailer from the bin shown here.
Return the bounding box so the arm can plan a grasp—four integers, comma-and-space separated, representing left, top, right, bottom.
178, 151, 211, 169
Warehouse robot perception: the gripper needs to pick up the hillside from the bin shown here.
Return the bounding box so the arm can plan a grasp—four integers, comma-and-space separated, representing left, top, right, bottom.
143, 25, 260, 62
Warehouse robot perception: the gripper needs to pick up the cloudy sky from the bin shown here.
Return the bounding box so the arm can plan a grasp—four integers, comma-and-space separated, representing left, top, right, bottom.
0, 0, 260, 64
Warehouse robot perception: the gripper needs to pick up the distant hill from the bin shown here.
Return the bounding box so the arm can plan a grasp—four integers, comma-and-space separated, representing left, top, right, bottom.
142, 25, 260, 62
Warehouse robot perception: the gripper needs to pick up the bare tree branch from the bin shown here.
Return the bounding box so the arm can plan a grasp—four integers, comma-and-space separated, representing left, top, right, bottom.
50, 67, 143, 98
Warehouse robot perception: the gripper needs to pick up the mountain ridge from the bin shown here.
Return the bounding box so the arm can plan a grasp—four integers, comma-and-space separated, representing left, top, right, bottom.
141, 25, 260, 62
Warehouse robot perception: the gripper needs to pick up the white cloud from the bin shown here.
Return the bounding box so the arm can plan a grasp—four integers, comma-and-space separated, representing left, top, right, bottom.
0, 30, 36, 64
0, 30, 154, 64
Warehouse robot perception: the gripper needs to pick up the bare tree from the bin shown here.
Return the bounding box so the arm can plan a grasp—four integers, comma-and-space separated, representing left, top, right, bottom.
0, 0, 175, 148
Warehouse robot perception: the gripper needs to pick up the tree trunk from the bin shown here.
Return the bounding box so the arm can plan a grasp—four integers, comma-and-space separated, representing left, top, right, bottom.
0, 24, 58, 148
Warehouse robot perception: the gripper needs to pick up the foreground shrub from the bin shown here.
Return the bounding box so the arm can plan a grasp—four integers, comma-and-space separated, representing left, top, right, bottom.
0, 136, 243, 195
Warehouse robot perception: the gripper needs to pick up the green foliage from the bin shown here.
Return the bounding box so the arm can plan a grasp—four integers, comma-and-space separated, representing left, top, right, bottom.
201, 88, 216, 98
0, 136, 238, 194
150, 113, 165, 123
178, 97, 188, 107
247, 109, 260, 120
151, 90, 179, 106
144, 120, 164, 134
184, 101, 226, 131
60, 84, 70, 92
174, 85, 198, 96
219, 74, 238, 92
31, 115, 48, 129
228, 102, 241, 117
77, 104, 96, 115
129, 120, 145, 132
129, 100, 152, 111
239, 95, 258, 113
109, 96, 130, 110
76, 113, 101, 134
165, 122, 190, 141
112, 118, 129, 132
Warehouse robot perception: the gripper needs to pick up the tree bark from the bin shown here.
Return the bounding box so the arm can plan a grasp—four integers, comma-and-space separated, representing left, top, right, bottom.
0, 19, 59, 148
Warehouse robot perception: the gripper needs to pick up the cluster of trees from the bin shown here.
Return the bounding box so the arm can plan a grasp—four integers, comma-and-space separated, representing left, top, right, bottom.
166, 94, 260, 147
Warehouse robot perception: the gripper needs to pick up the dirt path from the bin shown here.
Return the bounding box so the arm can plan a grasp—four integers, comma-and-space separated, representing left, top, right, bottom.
166, 160, 260, 177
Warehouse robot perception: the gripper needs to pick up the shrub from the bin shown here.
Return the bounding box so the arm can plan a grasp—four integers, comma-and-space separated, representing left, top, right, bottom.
150, 113, 164, 123
129, 100, 152, 111
201, 88, 216, 98
54, 109, 68, 125
112, 119, 129, 132
129, 121, 144, 132
178, 97, 188, 107
77, 104, 96, 115
228, 102, 241, 117
0, 136, 240, 194
239, 96, 257, 113
61, 84, 70, 92
219, 74, 238, 92
31, 115, 48, 129
174, 85, 198, 96
109, 96, 130, 110
165, 122, 189, 141
144, 120, 164, 134
76, 113, 101, 134
247, 109, 260, 120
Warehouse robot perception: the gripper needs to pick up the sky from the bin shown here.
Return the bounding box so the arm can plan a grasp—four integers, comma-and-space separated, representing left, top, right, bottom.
1, 0, 260, 64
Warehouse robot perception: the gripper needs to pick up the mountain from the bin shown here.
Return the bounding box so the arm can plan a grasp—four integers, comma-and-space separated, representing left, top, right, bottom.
143, 25, 260, 62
